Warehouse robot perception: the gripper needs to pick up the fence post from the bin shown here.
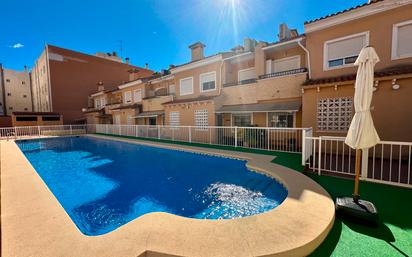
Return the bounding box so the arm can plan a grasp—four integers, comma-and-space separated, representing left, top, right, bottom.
70, 125, 73, 135
209, 127, 212, 144
302, 129, 306, 166
235, 127, 238, 147
172, 127, 175, 141
318, 137, 322, 175
361, 148, 369, 178
158, 125, 160, 139
189, 127, 192, 143
37, 126, 41, 137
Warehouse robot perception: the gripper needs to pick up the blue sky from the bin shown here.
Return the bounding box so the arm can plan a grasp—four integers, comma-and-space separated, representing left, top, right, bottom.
0, 0, 366, 72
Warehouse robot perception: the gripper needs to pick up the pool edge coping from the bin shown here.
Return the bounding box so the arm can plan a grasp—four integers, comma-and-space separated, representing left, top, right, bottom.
1, 135, 335, 257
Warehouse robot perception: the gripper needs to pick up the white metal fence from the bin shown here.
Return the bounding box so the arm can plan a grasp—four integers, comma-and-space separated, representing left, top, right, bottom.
0, 125, 87, 140
3, 123, 411, 188
88, 124, 310, 153
302, 136, 412, 188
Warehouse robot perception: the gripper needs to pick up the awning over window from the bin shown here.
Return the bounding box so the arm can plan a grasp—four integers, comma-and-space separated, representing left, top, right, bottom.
132, 111, 164, 118
216, 101, 301, 113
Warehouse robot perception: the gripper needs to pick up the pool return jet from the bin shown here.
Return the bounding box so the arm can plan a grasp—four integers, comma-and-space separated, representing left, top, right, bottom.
336, 46, 380, 224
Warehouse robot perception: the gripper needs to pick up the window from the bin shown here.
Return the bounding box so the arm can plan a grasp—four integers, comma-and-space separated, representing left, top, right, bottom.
23, 94, 27, 98
7, 93, 11, 96
94, 98, 101, 109
123, 91, 132, 104
42, 116, 60, 121
266, 56, 300, 74
392, 20, 412, 60
169, 84, 176, 95
149, 117, 157, 125
268, 112, 294, 128
169, 111, 180, 126
317, 97, 353, 131
126, 114, 133, 125
6, 79, 10, 83
324, 32, 369, 70
199, 72, 216, 92
179, 77, 193, 96
194, 109, 208, 129
22, 81, 25, 85
133, 89, 142, 102
114, 114, 121, 124
9, 106, 13, 110
100, 97, 106, 107
232, 113, 252, 127
16, 116, 37, 121
238, 68, 256, 82
24, 108, 28, 111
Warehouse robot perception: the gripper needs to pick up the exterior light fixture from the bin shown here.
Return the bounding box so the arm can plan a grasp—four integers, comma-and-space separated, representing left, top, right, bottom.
392, 79, 400, 90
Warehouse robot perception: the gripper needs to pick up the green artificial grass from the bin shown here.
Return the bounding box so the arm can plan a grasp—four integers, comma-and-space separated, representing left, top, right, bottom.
94, 133, 412, 256
307, 174, 412, 257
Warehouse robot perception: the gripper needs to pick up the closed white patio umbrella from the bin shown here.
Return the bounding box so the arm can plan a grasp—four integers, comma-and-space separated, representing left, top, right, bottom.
337, 46, 380, 223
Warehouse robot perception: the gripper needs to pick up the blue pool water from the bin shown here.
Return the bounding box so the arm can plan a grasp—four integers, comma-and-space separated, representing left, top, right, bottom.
17, 136, 288, 236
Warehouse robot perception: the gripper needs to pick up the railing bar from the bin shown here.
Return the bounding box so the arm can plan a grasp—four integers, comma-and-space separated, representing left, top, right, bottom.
390, 145, 393, 182
398, 145, 402, 183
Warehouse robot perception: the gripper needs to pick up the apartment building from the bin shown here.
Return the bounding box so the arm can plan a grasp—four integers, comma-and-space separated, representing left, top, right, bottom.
31, 44, 153, 123
301, 0, 412, 141
0, 65, 33, 116
84, 71, 175, 125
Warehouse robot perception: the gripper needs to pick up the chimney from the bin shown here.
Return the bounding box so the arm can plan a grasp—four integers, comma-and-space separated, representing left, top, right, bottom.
188, 42, 206, 61
278, 23, 290, 41
243, 38, 257, 52
145, 63, 149, 69
125, 57, 130, 64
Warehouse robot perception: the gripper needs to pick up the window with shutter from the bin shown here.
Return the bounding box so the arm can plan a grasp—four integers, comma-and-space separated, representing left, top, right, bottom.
179, 77, 193, 96
324, 32, 368, 70
199, 72, 216, 92
392, 20, 412, 60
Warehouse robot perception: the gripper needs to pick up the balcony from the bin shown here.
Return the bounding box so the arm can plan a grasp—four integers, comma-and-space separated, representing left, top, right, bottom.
259, 68, 307, 80
223, 78, 257, 88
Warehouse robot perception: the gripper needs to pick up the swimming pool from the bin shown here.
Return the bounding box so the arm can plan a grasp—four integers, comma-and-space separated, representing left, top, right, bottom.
17, 136, 287, 236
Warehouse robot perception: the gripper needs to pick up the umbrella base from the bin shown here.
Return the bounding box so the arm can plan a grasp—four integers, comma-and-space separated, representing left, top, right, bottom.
336, 197, 378, 225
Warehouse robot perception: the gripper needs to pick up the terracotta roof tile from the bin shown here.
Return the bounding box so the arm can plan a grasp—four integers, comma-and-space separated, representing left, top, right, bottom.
304, 0, 384, 25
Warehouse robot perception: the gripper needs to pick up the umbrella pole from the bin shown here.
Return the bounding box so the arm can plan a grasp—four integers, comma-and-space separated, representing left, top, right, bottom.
353, 149, 361, 203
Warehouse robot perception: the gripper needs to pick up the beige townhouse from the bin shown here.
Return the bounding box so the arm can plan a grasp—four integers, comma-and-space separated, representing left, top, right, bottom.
216, 25, 308, 128
301, 0, 412, 141
163, 27, 309, 129
162, 42, 231, 128
84, 71, 174, 125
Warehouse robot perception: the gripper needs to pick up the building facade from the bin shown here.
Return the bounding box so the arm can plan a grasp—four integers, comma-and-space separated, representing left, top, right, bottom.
83, 0, 412, 145
31, 45, 153, 124
302, 0, 412, 141
0, 65, 33, 116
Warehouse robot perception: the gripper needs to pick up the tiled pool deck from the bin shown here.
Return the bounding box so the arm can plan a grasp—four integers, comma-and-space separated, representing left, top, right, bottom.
1, 135, 334, 257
